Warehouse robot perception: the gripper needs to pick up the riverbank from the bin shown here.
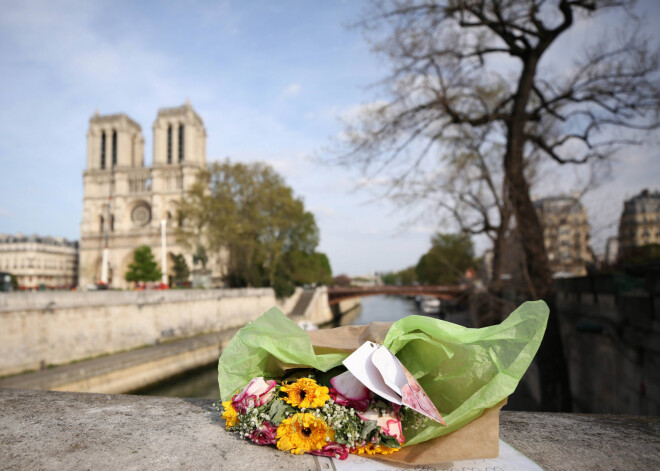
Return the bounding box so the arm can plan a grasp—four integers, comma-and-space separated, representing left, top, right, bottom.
0, 287, 334, 394
0, 329, 237, 394
0, 287, 292, 376
135, 295, 466, 400
2, 388, 658, 470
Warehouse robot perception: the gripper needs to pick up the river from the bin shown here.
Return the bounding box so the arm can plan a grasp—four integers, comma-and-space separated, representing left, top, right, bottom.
134, 295, 471, 400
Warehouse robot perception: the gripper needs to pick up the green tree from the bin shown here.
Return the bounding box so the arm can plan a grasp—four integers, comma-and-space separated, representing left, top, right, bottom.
172, 254, 190, 285
416, 234, 474, 285
381, 272, 398, 285
397, 266, 418, 285
177, 160, 324, 296
381, 267, 418, 285
281, 250, 333, 287
10, 274, 19, 291
125, 246, 162, 284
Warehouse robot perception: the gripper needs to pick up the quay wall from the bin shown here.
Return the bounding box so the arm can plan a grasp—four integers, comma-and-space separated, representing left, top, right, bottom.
0, 288, 293, 377
336, 297, 361, 315
554, 273, 660, 415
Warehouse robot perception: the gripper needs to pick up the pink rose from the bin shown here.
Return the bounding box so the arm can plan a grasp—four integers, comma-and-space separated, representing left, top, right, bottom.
310, 443, 350, 460
248, 422, 278, 446
232, 377, 277, 413
357, 408, 405, 445
329, 371, 372, 412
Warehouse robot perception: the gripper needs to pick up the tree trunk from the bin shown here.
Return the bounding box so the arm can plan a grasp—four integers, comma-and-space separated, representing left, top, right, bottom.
487, 205, 511, 325
504, 54, 572, 412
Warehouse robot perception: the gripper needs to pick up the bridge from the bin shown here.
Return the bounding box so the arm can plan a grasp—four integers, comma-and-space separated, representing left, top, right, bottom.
326, 284, 468, 305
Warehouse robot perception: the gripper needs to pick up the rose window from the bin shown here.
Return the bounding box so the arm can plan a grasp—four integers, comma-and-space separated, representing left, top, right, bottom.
131, 204, 151, 226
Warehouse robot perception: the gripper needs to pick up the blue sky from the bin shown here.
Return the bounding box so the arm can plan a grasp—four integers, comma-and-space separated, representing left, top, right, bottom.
0, 0, 659, 276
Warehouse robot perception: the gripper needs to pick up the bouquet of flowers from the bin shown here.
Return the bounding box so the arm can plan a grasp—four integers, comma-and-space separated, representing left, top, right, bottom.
220, 373, 409, 459
218, 301, 548, 465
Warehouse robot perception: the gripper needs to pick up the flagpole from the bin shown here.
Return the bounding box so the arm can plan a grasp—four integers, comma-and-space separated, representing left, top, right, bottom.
161, 219, 167, 287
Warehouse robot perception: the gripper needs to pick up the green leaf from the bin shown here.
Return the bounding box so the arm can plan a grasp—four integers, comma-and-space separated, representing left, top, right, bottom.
379, 433, 401, 448
360, 420, 379, 441
268, 399, 294, 426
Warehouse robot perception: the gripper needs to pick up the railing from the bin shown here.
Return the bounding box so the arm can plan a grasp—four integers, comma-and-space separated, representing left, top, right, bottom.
326, 284, 467, 305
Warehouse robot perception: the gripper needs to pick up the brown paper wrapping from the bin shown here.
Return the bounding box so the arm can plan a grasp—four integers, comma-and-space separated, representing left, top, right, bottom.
307, 323, 504, 465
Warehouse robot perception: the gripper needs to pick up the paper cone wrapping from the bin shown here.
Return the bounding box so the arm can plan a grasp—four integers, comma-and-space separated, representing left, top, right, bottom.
307, 324, 505, 464
218, 301, 548, 464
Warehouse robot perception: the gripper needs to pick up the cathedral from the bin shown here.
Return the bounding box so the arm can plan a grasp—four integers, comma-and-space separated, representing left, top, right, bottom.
78, 101, 207, 289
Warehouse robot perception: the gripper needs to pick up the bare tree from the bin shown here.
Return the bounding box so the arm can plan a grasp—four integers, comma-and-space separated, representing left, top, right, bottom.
386, 123, 516, 310
336, 0, 660, 411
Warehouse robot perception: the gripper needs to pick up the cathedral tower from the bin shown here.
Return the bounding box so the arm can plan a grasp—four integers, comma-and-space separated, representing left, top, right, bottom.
78, 103, 207, 289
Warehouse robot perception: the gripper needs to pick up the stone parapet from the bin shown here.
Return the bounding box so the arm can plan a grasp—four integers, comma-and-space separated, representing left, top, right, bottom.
0, 287, 331, 378
1, 389, 658, 470
0, 288, 278, 376
0, 287, 273, 311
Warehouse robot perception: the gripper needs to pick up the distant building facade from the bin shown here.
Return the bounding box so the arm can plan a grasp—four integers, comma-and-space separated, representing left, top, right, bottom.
534, 195, 593, 276
0, 233, 78, 290
78, 101, 215, 289
618, 189, 660, 261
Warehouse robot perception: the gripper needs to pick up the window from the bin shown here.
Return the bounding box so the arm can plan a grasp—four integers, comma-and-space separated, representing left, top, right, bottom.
100, 131, 106, 169
167, 125, 172, 164
112, 130, 117, 167
99, 215, 104, 233
110, 214, 115, 232
178, 124, 184, 162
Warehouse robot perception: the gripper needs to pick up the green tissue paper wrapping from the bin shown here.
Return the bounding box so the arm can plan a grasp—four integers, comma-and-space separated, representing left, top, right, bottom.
218, 300, 548, 446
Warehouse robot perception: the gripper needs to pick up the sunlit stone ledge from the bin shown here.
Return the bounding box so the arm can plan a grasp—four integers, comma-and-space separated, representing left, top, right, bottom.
1, 389, 658, 470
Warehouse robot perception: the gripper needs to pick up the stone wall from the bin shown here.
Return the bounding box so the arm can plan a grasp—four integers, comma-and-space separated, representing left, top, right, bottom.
0, 288, 288, 376
554, 272, 660, 415
299, 286, 333, 324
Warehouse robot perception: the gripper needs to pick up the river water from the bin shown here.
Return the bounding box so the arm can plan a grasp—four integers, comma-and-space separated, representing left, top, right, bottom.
135, 295, 471, 400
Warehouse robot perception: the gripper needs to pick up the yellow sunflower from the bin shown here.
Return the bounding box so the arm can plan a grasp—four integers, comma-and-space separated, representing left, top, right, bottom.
280, 378, 330, 408
354, 443, 399, 455
221, 400, 238, 429
276, 412, 335, 455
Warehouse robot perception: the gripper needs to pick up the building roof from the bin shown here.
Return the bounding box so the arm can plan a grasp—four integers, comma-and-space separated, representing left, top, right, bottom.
623, 189, 660, 214
89, 112, 142, 131
0, 233, 78, 248
156, 100, 204, 127
533, 195, 583, 214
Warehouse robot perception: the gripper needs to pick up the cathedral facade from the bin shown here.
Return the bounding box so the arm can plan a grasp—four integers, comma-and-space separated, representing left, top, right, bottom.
78, 102, 207, 289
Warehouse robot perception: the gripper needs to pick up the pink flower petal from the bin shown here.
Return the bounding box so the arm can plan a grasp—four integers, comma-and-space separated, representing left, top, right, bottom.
330, 371, 370, 401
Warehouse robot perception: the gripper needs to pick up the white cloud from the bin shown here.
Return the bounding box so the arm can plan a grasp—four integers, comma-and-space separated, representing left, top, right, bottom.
282, 83, 301, 97
309, 206, 336, 216
339, 100, 388, 123
408, 224, 434, 235
355, 176, 391, 190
